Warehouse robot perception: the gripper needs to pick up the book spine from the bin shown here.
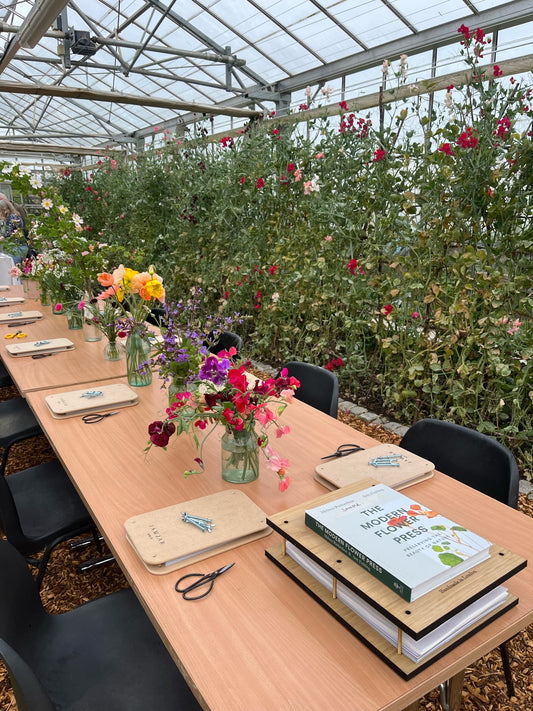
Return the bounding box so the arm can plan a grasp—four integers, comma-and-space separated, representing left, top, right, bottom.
304, 512, 412, 602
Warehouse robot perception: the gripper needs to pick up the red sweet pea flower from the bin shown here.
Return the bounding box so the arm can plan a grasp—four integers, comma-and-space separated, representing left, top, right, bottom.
339, 100, 348, 111
373, 148, 386, 161
256, 177, 264, 189
148, 420, 176, 447
269, 265, 278, 275
438, 142, 454, 156
228, 366, 248, 393
347, 258, 358, 275
383, 304, 393, 316
493, 65, 503, 77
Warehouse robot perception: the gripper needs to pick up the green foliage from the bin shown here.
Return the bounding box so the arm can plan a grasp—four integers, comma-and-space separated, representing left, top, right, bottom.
51, 31, 532, 478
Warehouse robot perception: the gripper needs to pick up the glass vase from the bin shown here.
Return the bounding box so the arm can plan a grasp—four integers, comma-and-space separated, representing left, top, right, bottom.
125, 333, 152, 387
83, 320, 102, 342
40, 289, 50, 306
104, 339, 123, 361
167, 376, 186, 406
221, 429, 259, 484
66, 309, 84, 330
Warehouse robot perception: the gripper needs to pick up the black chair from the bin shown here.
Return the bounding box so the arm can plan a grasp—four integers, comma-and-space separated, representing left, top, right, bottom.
0, 459, 99, 589
0, 360, 13, 388
206, 330, 243, 356
400, 418, 519, 699
279, 361, 339, 418
0, 397, 42, 477
0, 539, 202, 711
146, 306, 166, 327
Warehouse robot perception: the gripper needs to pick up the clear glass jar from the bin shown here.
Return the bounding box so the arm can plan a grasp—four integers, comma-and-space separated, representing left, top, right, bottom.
221, 428, 259, 484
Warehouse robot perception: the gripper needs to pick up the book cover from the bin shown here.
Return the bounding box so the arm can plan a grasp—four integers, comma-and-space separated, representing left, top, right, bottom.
305, 483, 491, 602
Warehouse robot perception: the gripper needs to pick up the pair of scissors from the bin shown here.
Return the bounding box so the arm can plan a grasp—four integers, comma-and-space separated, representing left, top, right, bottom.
32, 353, 55, 359
4, 330, 26, 339
82, 411, 121, 424
321, 443, 365, 460
175, 562, 235, 600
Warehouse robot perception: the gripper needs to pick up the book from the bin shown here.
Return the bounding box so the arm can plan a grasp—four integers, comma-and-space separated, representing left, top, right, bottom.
125, 489, 272, 574
305, 483, 491, 602
283, 540, 510, 664
314, 443, 434, 491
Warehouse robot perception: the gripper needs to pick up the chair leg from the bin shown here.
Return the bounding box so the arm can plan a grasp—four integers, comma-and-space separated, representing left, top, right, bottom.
499, 641, 515, 697
78, 553, 115, 572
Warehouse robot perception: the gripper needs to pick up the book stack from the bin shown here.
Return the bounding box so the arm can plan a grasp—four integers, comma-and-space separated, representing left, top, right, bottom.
266, 480, 526, 678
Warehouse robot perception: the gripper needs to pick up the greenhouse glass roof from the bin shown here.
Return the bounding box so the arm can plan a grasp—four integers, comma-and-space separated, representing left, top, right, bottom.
0, 0, 532, 165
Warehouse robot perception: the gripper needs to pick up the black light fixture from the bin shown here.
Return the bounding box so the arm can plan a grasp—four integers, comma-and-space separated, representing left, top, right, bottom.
70, 30, 98, 56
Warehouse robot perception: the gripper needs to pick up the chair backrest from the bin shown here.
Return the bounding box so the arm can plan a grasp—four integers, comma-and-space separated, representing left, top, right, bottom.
208, 331, 243, 355
0, 638, 56, 711
0, 540, 47, 650
0, 472, 27, 551
400, 418, 519, 508
279, 361, 339, 418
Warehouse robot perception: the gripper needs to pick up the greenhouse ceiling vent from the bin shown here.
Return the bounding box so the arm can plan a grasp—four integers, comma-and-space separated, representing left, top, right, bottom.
70, 30, 98, 56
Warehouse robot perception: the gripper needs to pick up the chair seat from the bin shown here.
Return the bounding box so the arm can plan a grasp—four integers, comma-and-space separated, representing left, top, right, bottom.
8, 587, 201, 710
6, 460, 93, 554
0, 396, 41, 449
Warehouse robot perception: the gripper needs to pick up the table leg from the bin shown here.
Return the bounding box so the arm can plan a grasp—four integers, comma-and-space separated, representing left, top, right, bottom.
439, 668, 466, 711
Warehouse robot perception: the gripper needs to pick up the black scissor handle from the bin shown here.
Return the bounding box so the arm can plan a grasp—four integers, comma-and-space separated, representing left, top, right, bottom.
175, 573, 214, 600
32, 353, 54, 359
82, 413, 105, 424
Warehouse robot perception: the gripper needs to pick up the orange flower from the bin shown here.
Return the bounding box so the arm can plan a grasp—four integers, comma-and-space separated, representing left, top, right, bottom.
98, 272, 114, 287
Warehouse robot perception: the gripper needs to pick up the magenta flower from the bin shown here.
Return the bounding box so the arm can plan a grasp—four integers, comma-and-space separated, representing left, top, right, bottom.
54, 303, 63, 312
373, 149, 386, 161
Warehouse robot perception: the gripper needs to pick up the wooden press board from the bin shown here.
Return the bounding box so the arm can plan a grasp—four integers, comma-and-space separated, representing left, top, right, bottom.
0, 296, 24, 306
45, 383, 139, 419
314, 443, 434, 491
266, 479, 526, 638
265, 478, 525, 678
5, 337, 74, 357
0, 310, 43, 325
125, 489, 272, 574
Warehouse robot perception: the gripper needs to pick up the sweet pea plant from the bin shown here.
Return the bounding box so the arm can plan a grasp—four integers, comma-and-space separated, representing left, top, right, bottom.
54, 25, 532, 477
147, 355, 299, 491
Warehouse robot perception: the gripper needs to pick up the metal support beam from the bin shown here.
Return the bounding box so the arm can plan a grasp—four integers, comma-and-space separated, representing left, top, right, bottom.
0, 80, 263, 118
275, 0, 533, 95
0, 141, 124, 156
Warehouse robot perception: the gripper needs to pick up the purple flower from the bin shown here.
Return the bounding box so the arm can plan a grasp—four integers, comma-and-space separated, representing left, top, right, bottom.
198, 355, 230, 385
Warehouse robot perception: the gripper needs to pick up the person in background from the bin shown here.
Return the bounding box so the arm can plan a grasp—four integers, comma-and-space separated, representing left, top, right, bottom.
0, 198, 28, 264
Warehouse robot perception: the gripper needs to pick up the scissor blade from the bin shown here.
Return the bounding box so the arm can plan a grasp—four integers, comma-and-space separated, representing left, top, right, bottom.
215, 562, 235, 576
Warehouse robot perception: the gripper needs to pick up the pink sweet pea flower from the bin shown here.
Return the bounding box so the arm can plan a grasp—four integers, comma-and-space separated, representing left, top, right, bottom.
276, 425, 290, 438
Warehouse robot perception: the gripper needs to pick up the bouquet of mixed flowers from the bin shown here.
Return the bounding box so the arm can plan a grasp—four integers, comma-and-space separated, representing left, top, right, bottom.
149, 290, 240, 390
94, 263, 165, 333
147, 351, 300, 491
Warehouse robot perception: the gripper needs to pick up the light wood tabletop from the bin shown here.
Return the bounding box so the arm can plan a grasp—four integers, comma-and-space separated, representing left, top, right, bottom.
0, 296, 129, 394
25, 376, 533, 711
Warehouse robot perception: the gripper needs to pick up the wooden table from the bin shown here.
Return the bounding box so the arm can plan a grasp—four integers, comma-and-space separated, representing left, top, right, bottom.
25, 376, 533, 711
0, 297, 128, 394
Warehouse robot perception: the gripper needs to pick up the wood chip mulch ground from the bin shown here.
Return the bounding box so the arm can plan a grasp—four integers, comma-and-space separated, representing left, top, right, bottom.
1, 384, 532, 710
